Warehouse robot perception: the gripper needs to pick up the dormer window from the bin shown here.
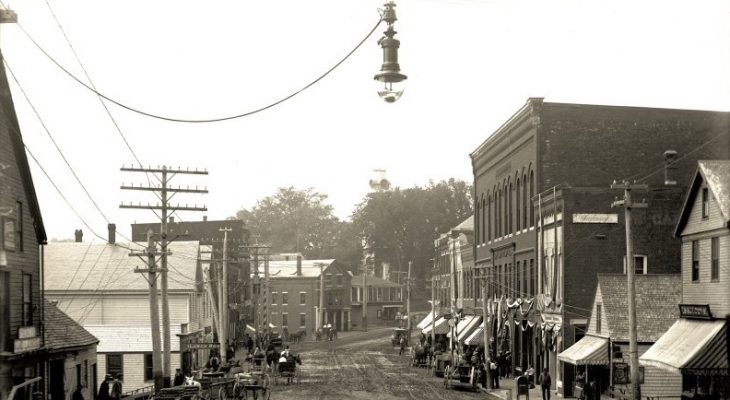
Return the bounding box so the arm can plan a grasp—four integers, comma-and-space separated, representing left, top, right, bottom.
702, 188, 709, 219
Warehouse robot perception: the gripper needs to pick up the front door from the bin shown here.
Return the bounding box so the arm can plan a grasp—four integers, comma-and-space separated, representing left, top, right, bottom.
49, 359, 64, 400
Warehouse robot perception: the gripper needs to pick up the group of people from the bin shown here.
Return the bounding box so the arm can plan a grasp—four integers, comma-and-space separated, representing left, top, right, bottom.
97, 374, 123, 400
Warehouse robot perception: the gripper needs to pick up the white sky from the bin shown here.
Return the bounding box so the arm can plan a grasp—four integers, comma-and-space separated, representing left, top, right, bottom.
3, 0, 729, 241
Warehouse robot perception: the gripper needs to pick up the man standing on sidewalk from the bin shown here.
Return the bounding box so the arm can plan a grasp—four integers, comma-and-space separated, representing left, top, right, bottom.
539, 368, 552, 400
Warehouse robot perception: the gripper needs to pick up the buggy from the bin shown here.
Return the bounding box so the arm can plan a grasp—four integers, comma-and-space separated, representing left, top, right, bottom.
443, 363, 478, 392
391, 328, 408, 346
432, 352, 452, 377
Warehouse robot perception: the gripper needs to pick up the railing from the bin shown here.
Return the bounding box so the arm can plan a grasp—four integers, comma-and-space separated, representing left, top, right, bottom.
122, 384, 154, 400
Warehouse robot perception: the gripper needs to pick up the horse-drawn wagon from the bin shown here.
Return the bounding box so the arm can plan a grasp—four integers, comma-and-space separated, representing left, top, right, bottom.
432, 352, 452, 377
410, 342, 431, 368
443, 363, 478, 392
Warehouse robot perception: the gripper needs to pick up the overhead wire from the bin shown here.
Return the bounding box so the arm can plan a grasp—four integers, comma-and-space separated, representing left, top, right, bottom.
15, 16, 384, 123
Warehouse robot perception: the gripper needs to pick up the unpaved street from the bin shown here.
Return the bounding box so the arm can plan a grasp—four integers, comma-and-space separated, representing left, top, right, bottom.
269, 329, 483, 400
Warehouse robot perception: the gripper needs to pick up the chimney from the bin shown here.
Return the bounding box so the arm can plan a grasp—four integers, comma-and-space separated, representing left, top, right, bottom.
664, 150, 678, 185
169, 216, 175, 223
74, 229, 83, 243
107, 223, 116, 245
296, 255, 302, 276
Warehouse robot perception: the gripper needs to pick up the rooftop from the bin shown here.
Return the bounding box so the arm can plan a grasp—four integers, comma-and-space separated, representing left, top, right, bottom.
44, 299, 98, 351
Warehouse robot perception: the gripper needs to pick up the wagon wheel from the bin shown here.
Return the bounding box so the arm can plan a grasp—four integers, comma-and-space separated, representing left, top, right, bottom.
218, 386, 228, 400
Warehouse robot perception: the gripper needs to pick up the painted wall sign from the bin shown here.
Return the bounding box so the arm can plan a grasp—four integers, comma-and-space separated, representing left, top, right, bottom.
572, 214, 618, 224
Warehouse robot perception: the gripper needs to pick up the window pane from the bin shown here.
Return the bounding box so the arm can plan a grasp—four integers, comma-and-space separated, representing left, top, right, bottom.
711, 237, 719, 281
692, 241, 700, 282
144, 353, 153, 381
300, 293, 306, 305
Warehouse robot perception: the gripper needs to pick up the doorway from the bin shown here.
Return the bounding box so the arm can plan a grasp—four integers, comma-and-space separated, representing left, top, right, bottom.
49, 359, 64, 400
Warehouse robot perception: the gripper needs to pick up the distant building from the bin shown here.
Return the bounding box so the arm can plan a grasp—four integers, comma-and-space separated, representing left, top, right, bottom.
641, 160, 730, 396
131, 218, 249, 343
432, 216, 474, 312
44, 240, 211, 391
350, 274, 404, 327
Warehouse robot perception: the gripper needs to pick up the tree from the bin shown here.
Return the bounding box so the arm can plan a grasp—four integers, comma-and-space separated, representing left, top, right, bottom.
235, 187, 355, 261
351, 178, 473, 300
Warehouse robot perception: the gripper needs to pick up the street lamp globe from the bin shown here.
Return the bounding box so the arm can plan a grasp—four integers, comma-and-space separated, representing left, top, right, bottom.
374, 1, 407, 103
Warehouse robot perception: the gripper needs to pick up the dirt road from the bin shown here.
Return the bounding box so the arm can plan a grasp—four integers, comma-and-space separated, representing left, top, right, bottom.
269, 329, 483, 400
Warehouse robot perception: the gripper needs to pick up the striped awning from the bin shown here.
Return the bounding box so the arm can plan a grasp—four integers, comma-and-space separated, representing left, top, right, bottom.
447, 315, 477, 340
417, 313, 436, 330
465, 324, 485, 346
457, 316, 483, 342
641, 319, 725, 374
557, 335, 608, 365
422, 316, 450, 335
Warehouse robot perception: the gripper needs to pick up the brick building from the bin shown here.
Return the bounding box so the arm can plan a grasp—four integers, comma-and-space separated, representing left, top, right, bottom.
432, 216, 474, 313
469, 98, 730, 394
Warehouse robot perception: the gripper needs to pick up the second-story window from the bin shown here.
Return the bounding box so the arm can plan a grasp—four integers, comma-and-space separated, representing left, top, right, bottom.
15, 202, 22, 252
282, 292, 288, 305
300, 292, 306, 305
702, 188, 709, 219
692, 240, 700, 282
596, 304, 602, 334
22, 273, 32, 326
271, 292, 277, 305
711, 237, 719, 282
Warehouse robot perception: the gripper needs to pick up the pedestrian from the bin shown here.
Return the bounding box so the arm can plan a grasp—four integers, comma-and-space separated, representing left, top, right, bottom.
489, 359, 499, 389
173, 368, 185, 386
539, 368, 552, 400
72, 385, 85, 400
110, 374, 123, 400
97, 374, 111, 400
399, 335, 406, 355
247, 336, 254, 353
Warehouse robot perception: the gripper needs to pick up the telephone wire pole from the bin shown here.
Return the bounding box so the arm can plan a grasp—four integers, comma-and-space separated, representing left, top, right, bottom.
611, 180, 647, 400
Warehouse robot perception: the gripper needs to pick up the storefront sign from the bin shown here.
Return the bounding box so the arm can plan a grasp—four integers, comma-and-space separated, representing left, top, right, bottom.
187, 342, 220, 350
14, 337, 41, 353
679, 304, 712, 320
612, 362, 629, 384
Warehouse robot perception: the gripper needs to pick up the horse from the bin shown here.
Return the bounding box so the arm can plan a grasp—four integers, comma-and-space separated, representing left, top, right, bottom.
266, 348, 281, 371
412, 342, 429, 367
183, 375, 201, 395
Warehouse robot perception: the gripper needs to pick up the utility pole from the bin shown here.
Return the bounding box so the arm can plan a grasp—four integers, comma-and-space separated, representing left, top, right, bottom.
481, 267, 492, 389
611, 180, 647, 400
121, 165, 208, 386
219, 228, 232, 364
240, 241, 270, 346
202, 266, 221, 347
131, 230, 164, 393
362, 258, 368, 332
406, 261, 412, 339
319, 262, 325, 332
263, 248, 271, 340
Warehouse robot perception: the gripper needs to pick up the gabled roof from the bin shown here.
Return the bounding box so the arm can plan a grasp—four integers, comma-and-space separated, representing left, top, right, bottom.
267, 259, 335, 279
596, 274, 681, 342
44, 299, 98, 351
350, 274, 402, 288
675, 160, 730, 236
44, 241, 208, 292
0, 52, 46, 244
453, 215, 474, 233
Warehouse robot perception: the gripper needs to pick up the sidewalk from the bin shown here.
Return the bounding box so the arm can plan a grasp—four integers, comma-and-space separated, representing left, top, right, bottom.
481, 376, 565, 400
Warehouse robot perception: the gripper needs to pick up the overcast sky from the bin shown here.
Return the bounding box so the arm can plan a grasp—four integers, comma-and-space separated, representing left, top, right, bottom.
3, 0, 729, 241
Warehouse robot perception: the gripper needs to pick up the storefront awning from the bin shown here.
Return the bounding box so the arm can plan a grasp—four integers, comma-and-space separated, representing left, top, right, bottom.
557, 335, 608, 365
465, 321, 486, 346
641, 319, 726, 374
455, 316, 483, 342
422, 316, 450, 335
417, 313, 435, 330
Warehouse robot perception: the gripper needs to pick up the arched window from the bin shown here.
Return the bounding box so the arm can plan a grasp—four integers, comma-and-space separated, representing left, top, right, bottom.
498, 186, 503, 237
523, 173, 527, 229
529, 171, 535, 226
481, 196, 486, 244
486, 191, 491, 241
508, 181, 513, 234
516, 178, 521, 231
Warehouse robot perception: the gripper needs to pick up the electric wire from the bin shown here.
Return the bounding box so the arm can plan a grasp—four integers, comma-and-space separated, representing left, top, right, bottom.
15, 16, 384, 123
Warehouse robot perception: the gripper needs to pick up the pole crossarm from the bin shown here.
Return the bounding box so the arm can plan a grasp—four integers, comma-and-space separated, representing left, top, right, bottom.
121, 166, 209, 175
120, 204, 208, 212
120, 185, 209, 194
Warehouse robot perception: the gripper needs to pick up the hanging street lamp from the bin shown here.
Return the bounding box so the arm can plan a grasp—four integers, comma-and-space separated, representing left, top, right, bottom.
374, 1, 407, 103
